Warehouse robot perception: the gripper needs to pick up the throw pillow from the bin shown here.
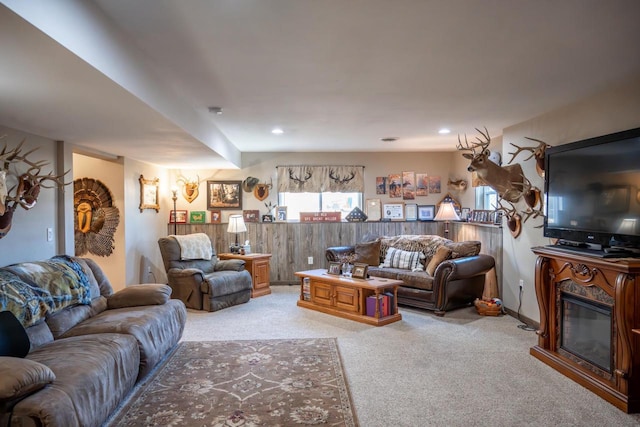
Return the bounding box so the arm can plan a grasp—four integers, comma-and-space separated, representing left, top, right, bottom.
0, 357, 56, 400
355, 240, 381, 266
426, 246, 452, 276
382, 247, 424, 270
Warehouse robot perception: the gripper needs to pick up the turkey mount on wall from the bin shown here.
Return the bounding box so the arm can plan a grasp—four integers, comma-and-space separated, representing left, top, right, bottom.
74, 177, 120, 256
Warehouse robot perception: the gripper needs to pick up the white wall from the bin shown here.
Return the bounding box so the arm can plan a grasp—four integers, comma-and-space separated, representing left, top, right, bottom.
501, 75, 640, 323
0, 126, 63, 265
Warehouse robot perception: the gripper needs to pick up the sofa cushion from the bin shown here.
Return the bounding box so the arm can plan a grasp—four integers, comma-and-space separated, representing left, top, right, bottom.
107, 284, 171, 309
60, 300, 186, 380
382, 247, 424, 270
14, 333, 139, 427
25, 321, 54, 350
444, 240, 481, 259
396, 270, 434, 291
426, 246, 452, 276
0, 357, 56, 400
202, 270, 253, 297
380, 235, 451, 266
354, 239, 381, 266
367, 267, 403, 280
45, 296, 107, 339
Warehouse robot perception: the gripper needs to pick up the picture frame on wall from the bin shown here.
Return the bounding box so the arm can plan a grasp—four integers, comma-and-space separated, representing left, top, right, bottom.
210, 210, 221, 223
243, 210, 260, 223
170, 210, 187, 224
206, 180, 242, 210
138, 175, 160, 212
365, 198, 382, 222
383, 203, 404, 220
189, 211, 206, 224
417, 205, 435, 221
405, 203, 418, 221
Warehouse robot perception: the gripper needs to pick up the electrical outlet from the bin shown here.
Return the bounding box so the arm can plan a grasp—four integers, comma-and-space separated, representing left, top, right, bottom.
147, 266, 152, 274
308, 256, 313, 264
519, 279, 524, 290
46, 228, 53, 242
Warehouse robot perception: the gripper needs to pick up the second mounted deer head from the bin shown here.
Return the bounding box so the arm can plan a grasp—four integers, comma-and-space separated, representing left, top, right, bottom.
176, 174, 201, 203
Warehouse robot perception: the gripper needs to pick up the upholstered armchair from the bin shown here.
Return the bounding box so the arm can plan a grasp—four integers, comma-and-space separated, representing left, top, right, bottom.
158, 233, 253, 311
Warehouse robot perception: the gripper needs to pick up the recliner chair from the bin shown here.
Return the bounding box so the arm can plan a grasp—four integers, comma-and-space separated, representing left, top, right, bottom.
158, 234, 253, 311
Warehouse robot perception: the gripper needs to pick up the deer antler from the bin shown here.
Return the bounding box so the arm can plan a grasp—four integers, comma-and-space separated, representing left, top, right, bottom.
456, 127, 491, 155
288, 168, 312, 184
328, 169, 355, 184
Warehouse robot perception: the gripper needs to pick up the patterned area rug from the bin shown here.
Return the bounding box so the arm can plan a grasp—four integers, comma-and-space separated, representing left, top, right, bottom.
107, 338, 358, 426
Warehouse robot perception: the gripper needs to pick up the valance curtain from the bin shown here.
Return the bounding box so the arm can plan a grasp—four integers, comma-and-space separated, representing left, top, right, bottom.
277, 165, 364, 193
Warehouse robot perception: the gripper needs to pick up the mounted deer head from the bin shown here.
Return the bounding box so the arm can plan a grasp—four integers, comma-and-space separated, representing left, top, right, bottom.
176, 174, 200, 203
494, 200, 523, 238
0, 137, 70, 239
254, 178, 273, 201
457, 127, 525, 203
508, 137, 551, 178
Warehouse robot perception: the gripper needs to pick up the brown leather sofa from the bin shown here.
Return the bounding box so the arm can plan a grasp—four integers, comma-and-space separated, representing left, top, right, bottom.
326, 234, 495, 316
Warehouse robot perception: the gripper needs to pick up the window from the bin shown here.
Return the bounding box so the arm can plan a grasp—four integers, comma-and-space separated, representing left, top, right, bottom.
475, 186, 498, 210
279, 192, 362, 221
276, 165, 364, 221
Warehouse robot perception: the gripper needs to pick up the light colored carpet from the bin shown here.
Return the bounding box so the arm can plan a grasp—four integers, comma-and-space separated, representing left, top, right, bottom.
182, 286, 640, 427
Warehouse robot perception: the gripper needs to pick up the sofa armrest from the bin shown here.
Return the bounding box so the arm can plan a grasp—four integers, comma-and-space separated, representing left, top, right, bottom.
107, 284, 172, 309
325, 246, 355, 263
214, 259, 246, 272
0, 357, 56, 401
435, 254, 495, 281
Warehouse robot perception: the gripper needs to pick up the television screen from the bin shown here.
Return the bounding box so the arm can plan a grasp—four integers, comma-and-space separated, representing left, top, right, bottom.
544, 127, 640, 249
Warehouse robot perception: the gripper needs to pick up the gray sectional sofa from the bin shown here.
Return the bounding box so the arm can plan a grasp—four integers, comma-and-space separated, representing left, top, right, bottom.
0, 255, 187, 427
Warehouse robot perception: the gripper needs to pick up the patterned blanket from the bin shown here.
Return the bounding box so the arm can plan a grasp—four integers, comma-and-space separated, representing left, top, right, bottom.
0, 256, 92, 327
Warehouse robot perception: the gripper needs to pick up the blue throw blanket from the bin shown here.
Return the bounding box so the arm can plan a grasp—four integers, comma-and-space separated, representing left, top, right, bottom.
0, 255, 92, 327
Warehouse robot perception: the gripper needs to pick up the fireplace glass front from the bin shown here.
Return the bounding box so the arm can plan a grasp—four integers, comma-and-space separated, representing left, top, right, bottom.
560, 293, 612, 373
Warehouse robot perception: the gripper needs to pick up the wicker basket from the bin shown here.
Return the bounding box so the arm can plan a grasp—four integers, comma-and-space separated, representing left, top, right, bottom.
474, 298, 502, 316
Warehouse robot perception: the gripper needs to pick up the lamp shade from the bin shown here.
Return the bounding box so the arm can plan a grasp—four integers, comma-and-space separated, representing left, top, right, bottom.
434, 202, 460, 221
227, 214, 247, 233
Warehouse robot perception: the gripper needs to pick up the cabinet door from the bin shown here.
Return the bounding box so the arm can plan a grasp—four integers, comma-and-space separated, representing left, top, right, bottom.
334, 285, 359, 313
253, 259, 270, 289
311, 281, 333, 307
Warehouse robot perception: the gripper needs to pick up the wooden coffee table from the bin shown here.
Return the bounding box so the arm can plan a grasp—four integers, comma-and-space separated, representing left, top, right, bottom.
295, 269, 402, 326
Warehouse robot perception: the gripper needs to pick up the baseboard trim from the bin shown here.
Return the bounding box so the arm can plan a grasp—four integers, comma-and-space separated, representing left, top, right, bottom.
504, 307, 539, 330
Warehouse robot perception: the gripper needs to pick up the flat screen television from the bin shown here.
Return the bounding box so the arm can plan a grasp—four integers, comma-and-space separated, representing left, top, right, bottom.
544, 126, 640, 252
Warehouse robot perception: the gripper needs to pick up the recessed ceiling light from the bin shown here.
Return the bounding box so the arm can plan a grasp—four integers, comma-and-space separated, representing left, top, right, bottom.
381, 137, 398, 142
271, 127, 284, 135
208, 106, 223, 115
438, 128, 451, 134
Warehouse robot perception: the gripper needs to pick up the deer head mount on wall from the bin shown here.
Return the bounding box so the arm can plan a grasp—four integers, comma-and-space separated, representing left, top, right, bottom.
457, 127, 547, 238
176, 174, 201, 203
0, 137, 70, 239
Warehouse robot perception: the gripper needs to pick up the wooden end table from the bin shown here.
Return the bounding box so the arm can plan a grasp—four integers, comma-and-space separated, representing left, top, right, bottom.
218, 253, 272, 297
294, 269, 402, 326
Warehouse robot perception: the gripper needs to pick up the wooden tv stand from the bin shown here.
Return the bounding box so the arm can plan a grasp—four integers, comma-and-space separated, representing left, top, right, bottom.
531, 246, 640, 413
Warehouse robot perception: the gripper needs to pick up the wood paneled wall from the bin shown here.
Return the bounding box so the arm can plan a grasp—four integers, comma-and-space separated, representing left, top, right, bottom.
171, 221, 502, 286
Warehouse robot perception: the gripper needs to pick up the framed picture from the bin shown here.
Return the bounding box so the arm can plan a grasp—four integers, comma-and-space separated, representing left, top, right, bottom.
138, 175, 159, 212
461, 207, 471, 221
189, 211, 206, 224
388, 174, 402, 198
405, 203, 418, 221
243, 210, 260, 223
365, 198, 382, 222
429, 175, 442, 194
352, 263, 368, 280
170, 210, 187, 224
416, 173, 429, 196
207, 180, 242, 210
383, 203, 404, 220
276, 206, 288, 222
375, 176, 387, 194
402, 171, 416, 200
418, 205, 435, 221
210, 210, 221, 223
327, 261, 341, 275
262, 215, 273, 222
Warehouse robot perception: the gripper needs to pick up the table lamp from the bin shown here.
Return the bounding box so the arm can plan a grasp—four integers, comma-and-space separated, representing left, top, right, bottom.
434, 202, 460, 239
227, 214, 247, 253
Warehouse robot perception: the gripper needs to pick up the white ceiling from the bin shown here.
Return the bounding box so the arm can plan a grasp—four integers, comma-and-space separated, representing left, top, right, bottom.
1, 0, 640, 169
